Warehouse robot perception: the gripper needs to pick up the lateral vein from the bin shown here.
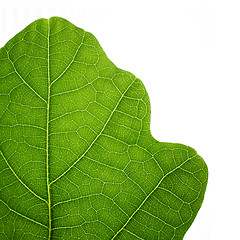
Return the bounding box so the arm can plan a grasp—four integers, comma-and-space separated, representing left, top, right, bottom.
111, 153, 198, 239
0, 199, 48, 229
0, 150, 48, 204
50, 78, 137, 186
50, 31, 86, 86
4, 48, 47, 103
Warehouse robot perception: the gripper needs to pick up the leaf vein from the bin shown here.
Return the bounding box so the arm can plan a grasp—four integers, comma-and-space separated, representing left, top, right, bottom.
111, 153, 198, 239
4, 48, 47, 103
50, 78, 137, 185
0, 199, 48, 229
50, 31, 86, 86
0, 150, 48, 204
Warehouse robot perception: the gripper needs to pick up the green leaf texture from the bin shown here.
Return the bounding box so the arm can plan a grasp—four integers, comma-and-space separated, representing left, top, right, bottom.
0, 17, 208, 240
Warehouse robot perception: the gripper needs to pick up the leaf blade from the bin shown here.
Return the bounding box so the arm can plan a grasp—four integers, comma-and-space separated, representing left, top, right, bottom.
0, 17, 208, 240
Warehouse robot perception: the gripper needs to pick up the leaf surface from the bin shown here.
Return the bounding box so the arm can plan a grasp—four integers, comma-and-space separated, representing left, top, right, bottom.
0, 17, 208, 240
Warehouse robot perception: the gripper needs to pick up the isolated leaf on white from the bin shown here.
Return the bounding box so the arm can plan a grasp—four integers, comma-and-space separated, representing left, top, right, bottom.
0, 17, 208, 240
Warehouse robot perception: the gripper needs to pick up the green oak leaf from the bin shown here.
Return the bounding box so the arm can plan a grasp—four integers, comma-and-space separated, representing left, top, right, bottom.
0, 17, 208, 240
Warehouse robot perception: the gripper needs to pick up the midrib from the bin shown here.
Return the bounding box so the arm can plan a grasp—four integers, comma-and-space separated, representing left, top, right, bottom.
46, 19, 52, 240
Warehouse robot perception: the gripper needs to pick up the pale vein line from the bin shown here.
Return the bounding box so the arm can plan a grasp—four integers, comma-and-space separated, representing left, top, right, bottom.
51, 81, 91, 97
4, 48, 47, 103
52, 220, 115, 236
51, 193, 100, 209
50, 31, 86, 86
139, 209, 177, 228
0, 200, 48, 229
52, 191, 128, 219
50, 78, 137, 185
124, 229, 144, 240
155, 187, 187, 204
52, 224, 83, 230
0, 150, 47, 204
0, 123, 46, 131
111, 153, 198, 239
101, 133, 164, 177
46, 19, 52, 240
85, 155, 147, 196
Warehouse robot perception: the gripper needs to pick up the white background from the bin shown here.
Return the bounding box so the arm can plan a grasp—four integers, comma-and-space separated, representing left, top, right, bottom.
1, 1, 240, 239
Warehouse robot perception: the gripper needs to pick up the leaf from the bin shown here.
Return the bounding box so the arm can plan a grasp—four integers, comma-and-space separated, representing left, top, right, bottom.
0, 17, 208, 240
